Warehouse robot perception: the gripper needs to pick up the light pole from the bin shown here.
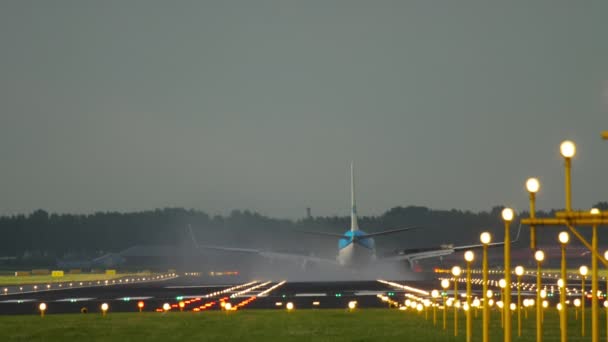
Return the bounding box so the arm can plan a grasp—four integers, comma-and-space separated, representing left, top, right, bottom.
481, 232, 491, 342
559, 140, 576, 211
499, 278, 506, 328
431, 290, 439, 326
473, 297, 480, 318
604, 250, 608, 342
464, 251, 475, 342
526, 177, 540, 249
535, 250, 545, 342
101, 302, 109, 317
452, 266, 462, 337
515, 266, 525, 337
523, 299, 528, 318
441, 279, 450, 330
579, 265, 589, 336
521, 140, 608, 342
502, 207, 514, 342
558, 231, 570, 342
605, 301, 608, 342
591, 208, 600, 342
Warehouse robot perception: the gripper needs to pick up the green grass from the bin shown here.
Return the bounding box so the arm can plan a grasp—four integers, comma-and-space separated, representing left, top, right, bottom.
0, 273, 149, 286
0, 308, 604, 341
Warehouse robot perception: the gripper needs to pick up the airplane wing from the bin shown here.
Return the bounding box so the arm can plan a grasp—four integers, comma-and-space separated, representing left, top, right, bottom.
378, 223, 522, 267
296, 226, 422, 239
294, 231, 345, 238
187, 225, 339, 266
361, 226, 423, 238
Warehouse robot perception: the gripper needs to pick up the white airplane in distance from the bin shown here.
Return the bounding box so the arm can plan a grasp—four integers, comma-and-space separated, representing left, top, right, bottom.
188, 163, 519, 269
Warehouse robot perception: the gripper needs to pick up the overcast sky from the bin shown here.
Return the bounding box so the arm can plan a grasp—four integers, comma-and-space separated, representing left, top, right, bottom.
0, 1, 607, 218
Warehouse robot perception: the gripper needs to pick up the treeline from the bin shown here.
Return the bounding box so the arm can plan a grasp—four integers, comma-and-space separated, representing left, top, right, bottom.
1, 202, 607, 261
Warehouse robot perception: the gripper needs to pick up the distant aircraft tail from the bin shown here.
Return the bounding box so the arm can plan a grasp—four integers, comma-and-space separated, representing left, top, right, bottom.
297, 163, 422, 238
350, 162, 359, 232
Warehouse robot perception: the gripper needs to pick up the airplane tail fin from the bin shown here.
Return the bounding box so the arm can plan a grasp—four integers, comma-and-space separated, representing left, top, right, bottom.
350, 162, 359, 232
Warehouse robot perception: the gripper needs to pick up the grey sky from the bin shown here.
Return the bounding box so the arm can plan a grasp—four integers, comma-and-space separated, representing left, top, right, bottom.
0, 1, 607, 218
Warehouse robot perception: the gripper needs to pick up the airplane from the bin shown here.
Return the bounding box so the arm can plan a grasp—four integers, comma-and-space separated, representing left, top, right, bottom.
188, 163, 519, 270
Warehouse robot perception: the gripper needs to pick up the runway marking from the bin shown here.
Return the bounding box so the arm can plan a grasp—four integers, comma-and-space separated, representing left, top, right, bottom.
232, 281, 286, 310
230, 281, 271, 298
156, 281, 258, 312
256, 281, 286, 297
377, 279, 429, 296
56, 297, 96, 302
164, 285, 232, 289
0, 299, 37, 303
295, 293, 327, 297
182, 294, 209, 299
355, 291, 385, 296
117, 296, 152, 301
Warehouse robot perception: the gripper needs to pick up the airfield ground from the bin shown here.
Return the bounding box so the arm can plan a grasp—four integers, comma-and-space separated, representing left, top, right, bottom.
0, 273, 148, 286
0, 273, 603, 341
0, 309, 596, 342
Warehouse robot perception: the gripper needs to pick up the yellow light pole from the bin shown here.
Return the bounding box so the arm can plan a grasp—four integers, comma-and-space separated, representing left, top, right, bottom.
481, 232, 492, 342
473, 297, 480, 318
499, 278, 506, 328
464, 251, 475, 342
497, 299, 504, 317
521, 141, 608, 342
579, 265, 589, 336
431, 290, 439, 326
522, 300, 527, 318
591, 208, 601, 342
559, 140, 576, 211
441, 279, 450, 330
510, 303, 517, 320
604, 301, 608, 342
542, 298, 548, 322
558, 231, 570, 342
604, 251, 608, 342
515, 266, 525, 337
526, 178, 540, 249
502, 207, 514, 342
452, 266, 462, 337
535, 250, 545, 342
522, 142, 607, 342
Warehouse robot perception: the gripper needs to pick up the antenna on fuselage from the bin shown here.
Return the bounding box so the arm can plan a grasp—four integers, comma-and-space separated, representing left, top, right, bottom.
350, 162, 359, 232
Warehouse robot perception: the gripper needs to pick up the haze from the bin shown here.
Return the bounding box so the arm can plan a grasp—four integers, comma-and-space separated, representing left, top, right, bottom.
1, 0, 607, 218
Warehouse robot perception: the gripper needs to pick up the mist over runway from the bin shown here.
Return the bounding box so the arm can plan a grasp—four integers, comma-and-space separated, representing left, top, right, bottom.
246, 261, 433, 282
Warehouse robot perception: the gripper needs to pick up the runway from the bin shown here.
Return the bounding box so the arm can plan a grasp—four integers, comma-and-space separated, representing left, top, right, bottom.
0, 270, 576, 315
0, 275, 439, 315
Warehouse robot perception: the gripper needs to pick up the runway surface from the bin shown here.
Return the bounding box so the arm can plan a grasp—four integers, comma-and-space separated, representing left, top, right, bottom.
0, 276, 437, 315
0, 270, 576, 315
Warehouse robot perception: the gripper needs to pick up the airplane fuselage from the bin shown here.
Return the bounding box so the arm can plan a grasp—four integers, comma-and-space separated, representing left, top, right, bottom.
337, 230, 376, 266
